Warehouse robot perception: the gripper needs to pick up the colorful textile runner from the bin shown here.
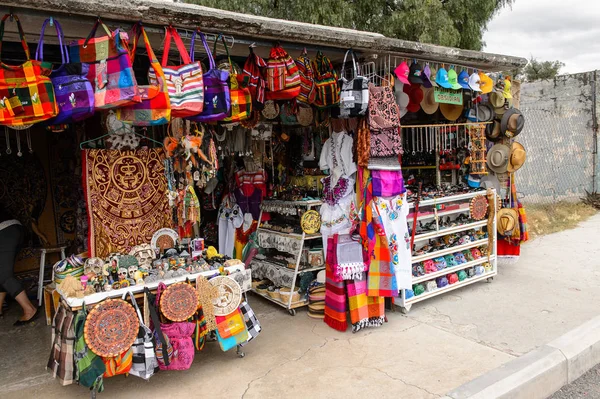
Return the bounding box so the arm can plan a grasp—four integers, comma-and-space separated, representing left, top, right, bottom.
83, 149, 172, 257
324, 235, 347, 331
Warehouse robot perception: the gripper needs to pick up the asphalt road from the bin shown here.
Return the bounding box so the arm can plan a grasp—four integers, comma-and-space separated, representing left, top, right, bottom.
549, 363, 600, 398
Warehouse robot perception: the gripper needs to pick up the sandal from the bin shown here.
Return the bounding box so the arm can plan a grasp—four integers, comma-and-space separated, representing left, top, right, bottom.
13, 308, 40, 326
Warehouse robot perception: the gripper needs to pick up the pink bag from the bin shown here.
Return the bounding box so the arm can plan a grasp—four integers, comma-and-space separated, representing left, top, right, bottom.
371, 170, 406, 196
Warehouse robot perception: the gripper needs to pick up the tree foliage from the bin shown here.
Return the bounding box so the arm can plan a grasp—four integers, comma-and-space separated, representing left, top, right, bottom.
184, 0, 513, 51
522, 57, 564, 81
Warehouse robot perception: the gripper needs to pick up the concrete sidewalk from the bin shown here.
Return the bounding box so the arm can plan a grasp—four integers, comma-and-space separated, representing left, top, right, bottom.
1, 214, 599, 398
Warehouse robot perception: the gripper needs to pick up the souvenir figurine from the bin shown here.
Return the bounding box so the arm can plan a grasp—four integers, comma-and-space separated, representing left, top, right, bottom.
128, 265, 138, 280
130, 243, 156, 269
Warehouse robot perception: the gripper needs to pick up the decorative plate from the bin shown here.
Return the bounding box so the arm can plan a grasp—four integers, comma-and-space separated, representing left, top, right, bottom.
301, 210, 321, 234
160, 282, 199, 322
196, 276, 218, 331
209, 276, 242, 316
151, 228, 179, 251
470, 195, 489, 221
261, 100, 280, 120
297, 105, 314, 127
84, 298, 139, 357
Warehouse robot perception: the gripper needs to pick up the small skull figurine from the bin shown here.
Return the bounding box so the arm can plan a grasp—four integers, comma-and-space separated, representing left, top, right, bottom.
128, 265, 138, 279
130, 244, 156, 269
118, 267, 128, 281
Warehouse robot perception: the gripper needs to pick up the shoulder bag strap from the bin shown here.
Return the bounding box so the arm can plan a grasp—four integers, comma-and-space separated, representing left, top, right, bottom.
161, 26, 192, 67
0, 14, 30, 61
83, 18, 113, 48
124, 291, 144, 326
190, 30, 215, 70
144, 287, 170, 366
35, 18, 67, 64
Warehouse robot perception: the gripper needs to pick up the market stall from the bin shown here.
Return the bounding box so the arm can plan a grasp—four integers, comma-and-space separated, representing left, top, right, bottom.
0, 1, 528, 393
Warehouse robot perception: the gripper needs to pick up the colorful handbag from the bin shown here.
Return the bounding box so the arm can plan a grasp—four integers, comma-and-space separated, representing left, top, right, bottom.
69, 19, 139, 110
295, 49, 316, 105
144, 288, 173, 367
265, 44, 301, 100
368, 84, 401, 130
242, 47, 267, 111
102, 348, 132, 378
35, 18, 94, 125
215, 35, 252, 123
216, 328, 249, 352
116, 23, 170, 126
151, 26, 204, 118
125, 292, 157, 381
214, 308, 246, 339
188, 31, 230, 123
332, 49, 369, 118
311, 51, 340, 109
0, 14, 58, 127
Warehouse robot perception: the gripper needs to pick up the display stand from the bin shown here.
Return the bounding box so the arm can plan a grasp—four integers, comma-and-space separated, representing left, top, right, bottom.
251, 200, 325, 316
398, 190, 497, 313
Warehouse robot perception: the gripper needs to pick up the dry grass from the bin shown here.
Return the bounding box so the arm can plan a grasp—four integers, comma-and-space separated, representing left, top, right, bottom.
526, 201, 597, 239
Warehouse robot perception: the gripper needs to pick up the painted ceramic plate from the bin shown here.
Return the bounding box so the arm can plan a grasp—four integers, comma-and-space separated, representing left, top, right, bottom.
160, 282, 199, 322
470, 195, 489, 221
209, 276, 242, 316
84, 298, 139, 357
151, 228, 179, 251
301, 210, 321, 234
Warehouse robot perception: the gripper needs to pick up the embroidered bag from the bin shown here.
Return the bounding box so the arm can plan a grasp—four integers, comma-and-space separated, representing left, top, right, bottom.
214, 35, 252, 123
295, 49, 316, 105
332, 49, 369, 118
69, 19, 140, 110
242, 47, 267, 111
367, 83, 401, 130
125, 291, 157, 380
116, 23, 170, 126
239, 301, 261, 346
311, 51, 340, 109
265, 44, 301, 100
155, 283, 195, 371
0, 14, 58, 127
150, 26, 203, 118
188, 31, 230, 123
35, 18, 94, 125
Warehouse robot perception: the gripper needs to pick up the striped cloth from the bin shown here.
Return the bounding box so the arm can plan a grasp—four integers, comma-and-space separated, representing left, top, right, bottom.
311, 51, 340, 109
295, 52, 316, 105
347, 275, 369, 332
73, 305, 105, 391
47, 305, 76, 386
324, 235, 348, 332
367, 205, 399, 297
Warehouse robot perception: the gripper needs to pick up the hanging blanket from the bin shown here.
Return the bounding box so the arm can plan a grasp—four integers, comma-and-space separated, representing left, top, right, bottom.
324, 235, 347, 332
366, 207, 398, 297
83, 149, 172, 257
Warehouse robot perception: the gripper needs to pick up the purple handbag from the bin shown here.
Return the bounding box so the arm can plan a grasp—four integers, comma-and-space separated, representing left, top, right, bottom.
186, 31, 230, 123
35, 18, 94, 125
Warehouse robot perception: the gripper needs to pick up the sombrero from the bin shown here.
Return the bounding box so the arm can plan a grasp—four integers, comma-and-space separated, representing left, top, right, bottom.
420, 87, 439, 114
160, 282, 199, 322
486, 143, 510, 173
497, 208, 519, 236
507, 142, 527, 173
440, 103, 463, 121
84, 298, 139, 357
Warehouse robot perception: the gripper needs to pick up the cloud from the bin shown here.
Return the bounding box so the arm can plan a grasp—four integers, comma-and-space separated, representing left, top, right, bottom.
483, 0, 600, 74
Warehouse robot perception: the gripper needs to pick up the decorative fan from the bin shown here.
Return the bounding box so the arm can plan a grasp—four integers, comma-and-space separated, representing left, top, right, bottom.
469, 195, 489, 221
301, 210, 321, 234
84, 298, 139, 357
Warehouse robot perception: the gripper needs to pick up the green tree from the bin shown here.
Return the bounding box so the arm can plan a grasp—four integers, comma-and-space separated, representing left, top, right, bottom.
184, 0, 513, 51
522, 57, 564, 81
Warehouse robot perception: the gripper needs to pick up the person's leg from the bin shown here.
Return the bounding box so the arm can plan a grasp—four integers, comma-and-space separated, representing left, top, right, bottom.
0, 224, 37, 321
0, 291, 6, 317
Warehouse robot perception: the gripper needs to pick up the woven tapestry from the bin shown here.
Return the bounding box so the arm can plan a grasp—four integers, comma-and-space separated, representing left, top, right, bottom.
83, 148, 171, 257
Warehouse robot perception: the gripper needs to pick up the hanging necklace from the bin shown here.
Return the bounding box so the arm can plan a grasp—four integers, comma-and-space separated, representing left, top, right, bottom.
5, 127, 11, 155
16, 131, 22, 157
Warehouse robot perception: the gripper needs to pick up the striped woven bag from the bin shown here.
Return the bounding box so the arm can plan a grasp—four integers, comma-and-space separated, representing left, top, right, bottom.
265, 45, 301, 100
295, 49, 316, 105
150, 26, 203, 118
116, 23, 171, 126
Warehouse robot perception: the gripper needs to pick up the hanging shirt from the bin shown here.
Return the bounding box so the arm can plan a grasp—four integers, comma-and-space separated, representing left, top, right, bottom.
372, 193, 411, 290
235, 169, 267, 198
218, 204, 244, 258
319, 131, 357, 179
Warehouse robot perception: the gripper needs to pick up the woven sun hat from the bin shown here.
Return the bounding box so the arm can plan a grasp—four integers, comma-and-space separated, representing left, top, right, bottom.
488, 91, 505, 108
160, 282, 200, 322
440, 103, 463, 121
420, 87, 439, 115
507, 142, 527, 173
261, 100, 280, 120
316, 270, 326, 284
297, 105, 314, 126
210, 276, 242, 316
486, 143, 510, 174
84, 298, 139, 357
501, 108, 525, 138
497, 208, 519, 236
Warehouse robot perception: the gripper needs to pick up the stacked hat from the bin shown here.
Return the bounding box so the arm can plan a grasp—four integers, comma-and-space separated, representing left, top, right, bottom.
307, 275, 326, 319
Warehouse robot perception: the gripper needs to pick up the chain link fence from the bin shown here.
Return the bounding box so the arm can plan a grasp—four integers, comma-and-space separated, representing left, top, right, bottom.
516, 72, 597, 204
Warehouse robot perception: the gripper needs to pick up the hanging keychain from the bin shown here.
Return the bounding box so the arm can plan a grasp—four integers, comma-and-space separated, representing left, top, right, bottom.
16, 131, 22, 157
26, 129, 33, 154
412, 128, 416, 155
5, 128, 11, 155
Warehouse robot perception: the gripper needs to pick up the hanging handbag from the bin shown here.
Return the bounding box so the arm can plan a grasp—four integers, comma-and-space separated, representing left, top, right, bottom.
154, 283, 195, 371
280, 103, 298, 125
214, 35, 252, 123
150, 26, 204, 118
0, 14, 58, 127
35, 18, 94, 125
73, 303, 105, 392
125, 291, 157, 381
69, 18, 140, 110
214, 307, 247, 339
116, 23, 170, 126
102, 349, 132, 378
332, 49, 369, 119
47, 304, 76, 386
144, 287, 173, 367
187, 31, 230, 123
265, 44, 301, 100
216, 328, 249, 352
239, 301, 261, 346
242, 47, 267, 111
295, 49, 316, 106
311, 51, 340, 109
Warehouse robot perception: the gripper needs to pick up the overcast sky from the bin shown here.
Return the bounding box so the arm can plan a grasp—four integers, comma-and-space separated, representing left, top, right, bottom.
483, 0, 600, 74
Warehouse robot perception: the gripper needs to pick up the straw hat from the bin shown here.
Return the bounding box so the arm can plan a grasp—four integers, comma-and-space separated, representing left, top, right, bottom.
440, 103, 463, 121
488, 91, 505, 108
507, 142, 527, 173
497, 208, 519, 236
501, 108, 525, 138
420, 87, 439, 114
486, 143, 510, 173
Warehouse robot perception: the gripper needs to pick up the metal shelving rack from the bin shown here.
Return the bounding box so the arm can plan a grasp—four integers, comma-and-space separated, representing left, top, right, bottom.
250, 199, 325, 316
398, 190, 497, 313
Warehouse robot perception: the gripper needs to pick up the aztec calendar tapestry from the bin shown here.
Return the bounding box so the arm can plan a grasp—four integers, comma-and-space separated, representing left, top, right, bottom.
83, 148, 172, 257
